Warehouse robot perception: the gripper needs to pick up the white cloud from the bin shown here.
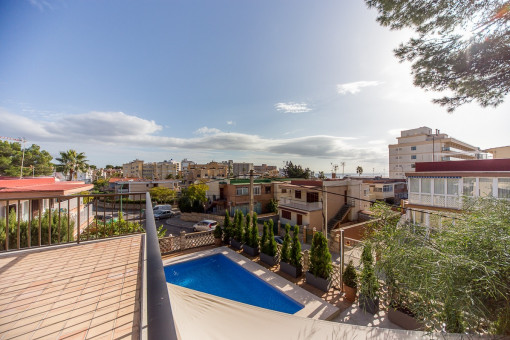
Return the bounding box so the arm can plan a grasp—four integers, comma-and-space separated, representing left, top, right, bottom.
336, 81, 383, 95
195, 127, 221, 135
29, 0, 54, 11
0, 109, 383, 161
226, 121, 235, 125
274, 102, 312, 113
387, 128, 406, 136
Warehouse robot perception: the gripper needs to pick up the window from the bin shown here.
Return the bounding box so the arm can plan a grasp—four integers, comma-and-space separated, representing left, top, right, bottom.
383, 185, 393, 192
282, 210, 291, 219
463, 178, 475, 196
281, 188, 287, 193
410, 178, 419, 193
433, 178, 444, 195
447, 178, 459, 195
479, 178, 493, 197
411, 164, 416, 168
411, 155, 417, 160
253, 186, 261, 195
295, 190, 301, 199
236, 187, 248, 196
265, 186, 271, 194
422, 178, 431, 194
498, 178, 510, 199
411, 146, 417, 151
306, 192, 319, 202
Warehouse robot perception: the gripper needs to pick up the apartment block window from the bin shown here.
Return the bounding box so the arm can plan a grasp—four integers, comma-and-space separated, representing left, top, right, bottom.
253, 186, 261, 195
383, 185, 393, 192
306, 192, 319, 202
265, 186, 271, 194
295, 190, 302, 199
410, 178, 419, 193
281, 188, 287, 193
463, 178, 476, 196
447, 178, 459, 195
498, 178, 510, 199
479, 178, 493, 197
422, 178, 432, 194
411, 155, 417, 160
282, 210, 291, 219
236, 187, 249, 196
411, 146, 417, 151
433, 178, 444, 195
411, 164, 416, 168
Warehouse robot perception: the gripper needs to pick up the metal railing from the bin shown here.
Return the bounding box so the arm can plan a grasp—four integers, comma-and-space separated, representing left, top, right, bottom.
144, 192, 178, 339
0, 192, 146, 252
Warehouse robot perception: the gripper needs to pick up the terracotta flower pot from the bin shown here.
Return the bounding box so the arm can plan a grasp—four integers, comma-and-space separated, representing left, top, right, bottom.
343, 284, 357, 303
214, 238, 222, 247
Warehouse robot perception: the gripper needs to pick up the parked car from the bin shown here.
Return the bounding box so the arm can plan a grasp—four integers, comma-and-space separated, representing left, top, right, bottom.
154, 210, 174, 220
193, 220, 218, 232
153, 205, 172, 212
274, 236, 283, 244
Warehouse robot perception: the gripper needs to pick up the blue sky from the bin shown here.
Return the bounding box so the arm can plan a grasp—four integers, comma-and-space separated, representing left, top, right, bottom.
1, 0, 509, 175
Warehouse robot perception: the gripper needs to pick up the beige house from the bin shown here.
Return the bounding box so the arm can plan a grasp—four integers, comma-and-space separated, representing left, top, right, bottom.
389, 127, 486, 178
485, 145, 510, 159
183, 162, 228, 183
122, 159, 144, 178
277, 179, 363, 235
114, 179, 180, 199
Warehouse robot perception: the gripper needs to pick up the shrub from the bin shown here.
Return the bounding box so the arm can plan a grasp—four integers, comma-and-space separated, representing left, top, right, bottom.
265, 221, 277, 256
234, 210, 244, 242
267, 199, 278, 213
223, 210, 232, 243
281, 224, 291, 263
343, 260, 357, 289
213, 223, 222, 239
359, 242, 378, 299
260, 222, 269, 254
289, 225, 302, 268
243, 213, 251, 244
248, 213, 259, 248
309, 232, 332, 279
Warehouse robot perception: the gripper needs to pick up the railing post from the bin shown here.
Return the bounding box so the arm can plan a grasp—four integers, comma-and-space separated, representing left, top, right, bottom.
17, 200, 20, 249
340, 230, 344, 292
5, 200, 9, 251
180, 230, 186, 251
77, 197, 81, 244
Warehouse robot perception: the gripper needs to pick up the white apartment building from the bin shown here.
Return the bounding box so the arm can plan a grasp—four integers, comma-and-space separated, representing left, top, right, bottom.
389, 127, 486, 179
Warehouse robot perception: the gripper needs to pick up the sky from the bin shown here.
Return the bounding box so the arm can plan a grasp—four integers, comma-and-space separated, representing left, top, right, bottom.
1, 0, 509, 175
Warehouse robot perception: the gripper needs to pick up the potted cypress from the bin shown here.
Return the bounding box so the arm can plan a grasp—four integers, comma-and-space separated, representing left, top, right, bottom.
281, 225, 303, 277
213, 223, 223, 246
222, 210, 232, 245
243, 213, 259, 256
306, 232, 332, 292
359, 242, 379, 314
231, 210, 244, 250
342, 260, 358, 302
260, 221, 278, 266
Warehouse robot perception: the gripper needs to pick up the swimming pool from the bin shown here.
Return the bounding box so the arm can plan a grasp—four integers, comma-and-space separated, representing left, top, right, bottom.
164, 253, 303, 314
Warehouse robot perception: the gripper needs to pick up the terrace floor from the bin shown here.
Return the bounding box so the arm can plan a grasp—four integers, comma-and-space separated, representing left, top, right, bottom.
0, 235, 142, 340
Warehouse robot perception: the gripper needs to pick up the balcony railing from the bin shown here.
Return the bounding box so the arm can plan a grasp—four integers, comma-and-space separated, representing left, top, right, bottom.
279, 198, 322, 211
0, 192, 146, 252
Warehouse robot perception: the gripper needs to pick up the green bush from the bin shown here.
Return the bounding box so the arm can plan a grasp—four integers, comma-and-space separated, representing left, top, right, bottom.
213, 222, 222, 239
309, 232, 332, 279
248, 212, 259, 248
281, 224, 291, 263
290, 225, 302, 268
233, 210, 244, 242
263, 222, 277, 256
343, 260, 357, 289
260, 222, 269, 254
243, 213, 251, 244
223, 210, 232, 243
360, 242, 378, 299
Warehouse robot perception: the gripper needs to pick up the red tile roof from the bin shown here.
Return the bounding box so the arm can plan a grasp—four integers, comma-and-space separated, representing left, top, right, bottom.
0, 177, 93, 194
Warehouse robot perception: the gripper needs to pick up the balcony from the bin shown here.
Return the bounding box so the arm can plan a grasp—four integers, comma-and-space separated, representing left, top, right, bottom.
279, 197, 322, 211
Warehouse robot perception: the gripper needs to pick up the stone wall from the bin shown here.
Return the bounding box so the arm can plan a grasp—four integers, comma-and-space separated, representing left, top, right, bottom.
180, 212, 225, 224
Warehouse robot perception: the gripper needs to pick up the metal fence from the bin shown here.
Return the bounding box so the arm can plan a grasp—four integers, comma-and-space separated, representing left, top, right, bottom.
0, 193, 146, 252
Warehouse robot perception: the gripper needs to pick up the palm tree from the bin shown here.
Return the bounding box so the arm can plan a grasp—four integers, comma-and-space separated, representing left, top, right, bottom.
56, 150, 89, 181
356, 166, 363, 176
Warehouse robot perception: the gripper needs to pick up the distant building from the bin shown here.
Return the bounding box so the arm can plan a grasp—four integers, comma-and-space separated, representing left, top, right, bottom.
142, 162, 157, 179
404, 159, 510, 226
389, 127, 486, 178
113, 179, 180, 200
122, 159, 144, 178
485, 145, 510, 159
358, 178, 407, 205
233, 163, 253, 178
183, 162, 228, 183
157, 160, 181, 179
254, 164, 279, 177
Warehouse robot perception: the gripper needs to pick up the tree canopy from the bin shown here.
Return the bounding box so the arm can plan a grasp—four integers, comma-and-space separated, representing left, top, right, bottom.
0, 141, 53, 177
56, 149, 89, 181
178, 183, 209, 213
283, 161, 311, 179
149, 186, 176, 203
365, 0, 510, 112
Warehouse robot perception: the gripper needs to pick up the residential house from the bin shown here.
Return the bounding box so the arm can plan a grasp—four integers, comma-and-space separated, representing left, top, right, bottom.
254, 164, 279, 177
389, 127, 486, 178
405, 159, 510, 226
183, 162, 228, 184
359, 178, 407, 205
277, 179, 363, 234
122, 159, 144, 178
485, 145, 510, 159
0, 177, 94, 235
233, 162, 253, 178
113, 179, 180, 200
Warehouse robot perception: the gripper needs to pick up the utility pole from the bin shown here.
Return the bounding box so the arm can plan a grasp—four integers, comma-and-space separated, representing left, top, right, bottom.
322, 181, 328, 240
340, 162, 345, 177
249, 169, 254, 216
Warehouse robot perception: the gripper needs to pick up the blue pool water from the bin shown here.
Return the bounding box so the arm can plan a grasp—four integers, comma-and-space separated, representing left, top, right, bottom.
164, 253, 303, 314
